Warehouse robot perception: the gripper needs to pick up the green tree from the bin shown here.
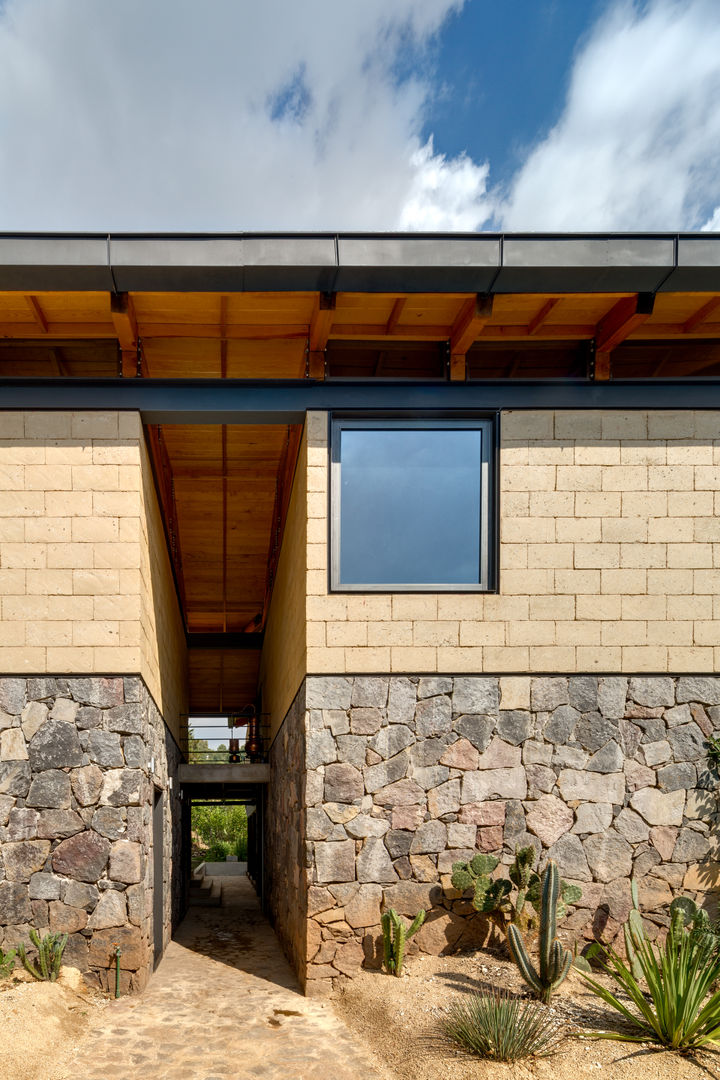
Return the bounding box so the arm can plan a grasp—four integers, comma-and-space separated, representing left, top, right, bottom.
192, 803, 248, 861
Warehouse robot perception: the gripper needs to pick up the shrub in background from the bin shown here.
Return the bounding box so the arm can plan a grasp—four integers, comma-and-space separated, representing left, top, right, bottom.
192, 803, 248, 861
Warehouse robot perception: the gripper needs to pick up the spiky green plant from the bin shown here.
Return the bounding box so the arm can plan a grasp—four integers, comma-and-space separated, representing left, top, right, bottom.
451, 847, 582, 933
580, 920, 720, 1049
381, 908, 425, 976
507, 861, 572, 1004
0, 946, 16, 979
443, 990, 564, 1062
17, 929, 67, 982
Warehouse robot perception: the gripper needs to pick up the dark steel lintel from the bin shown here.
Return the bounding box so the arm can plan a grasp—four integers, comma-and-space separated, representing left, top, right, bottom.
3, 377, 720, 420
187, 633, 263, 649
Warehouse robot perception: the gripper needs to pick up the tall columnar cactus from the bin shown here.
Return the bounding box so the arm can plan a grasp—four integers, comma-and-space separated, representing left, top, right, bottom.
18, 929, 67, 982
507, 861, 572, 1004
381, 908, 425, 976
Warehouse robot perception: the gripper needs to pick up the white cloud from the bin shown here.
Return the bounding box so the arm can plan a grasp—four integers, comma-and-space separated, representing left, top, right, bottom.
502, 0, 720, 231
0, 0, 492, 231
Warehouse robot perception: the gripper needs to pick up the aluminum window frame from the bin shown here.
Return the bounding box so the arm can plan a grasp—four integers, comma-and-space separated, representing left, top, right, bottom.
329, 414, 495, 593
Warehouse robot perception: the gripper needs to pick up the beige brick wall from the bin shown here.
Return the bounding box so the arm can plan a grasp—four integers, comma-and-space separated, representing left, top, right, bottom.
0, 411, 187, 737
259, 424, 308, 740
302, 409, 720, 675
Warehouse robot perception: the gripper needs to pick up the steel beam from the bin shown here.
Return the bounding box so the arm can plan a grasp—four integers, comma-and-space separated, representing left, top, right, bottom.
3, 377, 720, 421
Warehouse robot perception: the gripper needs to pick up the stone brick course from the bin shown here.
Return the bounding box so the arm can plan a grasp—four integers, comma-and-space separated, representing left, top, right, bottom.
295, 674, 720, 993
0, 675, 182, 993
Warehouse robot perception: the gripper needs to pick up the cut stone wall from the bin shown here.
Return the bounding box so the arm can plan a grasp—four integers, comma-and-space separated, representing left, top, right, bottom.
0, 675, 183, 993
300, 674, 719, 994
266, 685, 307, 982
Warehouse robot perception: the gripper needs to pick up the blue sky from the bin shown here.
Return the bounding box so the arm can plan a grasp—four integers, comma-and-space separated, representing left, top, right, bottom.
0, 0, 718, 231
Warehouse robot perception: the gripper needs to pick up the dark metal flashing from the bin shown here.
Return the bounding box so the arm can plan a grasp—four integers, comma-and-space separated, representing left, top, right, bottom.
187, 632, 263, 650
0, 231, 719, 293
3, 377, 720, 421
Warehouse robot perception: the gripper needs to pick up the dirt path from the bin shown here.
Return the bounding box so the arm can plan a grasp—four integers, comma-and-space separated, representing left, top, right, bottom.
59, 876, 385, 1080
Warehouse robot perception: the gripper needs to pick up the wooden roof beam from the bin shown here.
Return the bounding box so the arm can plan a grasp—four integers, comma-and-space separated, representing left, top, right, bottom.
449, 293, 494, 382
527, 298, 558, 335
308, 292, 336, 380
24, 295, 48, 333
110, 292, 140, 377
683, 296, 720, 334
593, 292, 655, 381
385, 298, 406, 334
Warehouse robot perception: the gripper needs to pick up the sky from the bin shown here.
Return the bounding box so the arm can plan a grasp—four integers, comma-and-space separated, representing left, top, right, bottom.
0, 0, 718, 232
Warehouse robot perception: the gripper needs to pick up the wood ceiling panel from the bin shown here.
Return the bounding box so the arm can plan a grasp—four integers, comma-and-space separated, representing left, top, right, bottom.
188, 647, 260, 713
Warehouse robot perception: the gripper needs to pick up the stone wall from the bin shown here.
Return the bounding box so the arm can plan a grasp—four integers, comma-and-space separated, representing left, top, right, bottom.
0, 675, 183, 993
265, 684, 308, 983
302, 674, 719, 993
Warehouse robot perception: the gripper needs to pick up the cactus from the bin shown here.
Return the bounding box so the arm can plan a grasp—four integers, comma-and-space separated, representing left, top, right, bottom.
506, 861, 572, 1004
452, 847, 582, 933
381, 907, 425, 976
0, 946, 15, 979
17, 929, 67, 982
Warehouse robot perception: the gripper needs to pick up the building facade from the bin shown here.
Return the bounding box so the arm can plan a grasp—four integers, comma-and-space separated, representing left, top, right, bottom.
0, 233, 719, 993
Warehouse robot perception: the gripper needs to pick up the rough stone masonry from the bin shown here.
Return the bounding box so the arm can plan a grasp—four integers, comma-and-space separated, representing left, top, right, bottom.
268, 674, 720, 995
0, 675, 182, 993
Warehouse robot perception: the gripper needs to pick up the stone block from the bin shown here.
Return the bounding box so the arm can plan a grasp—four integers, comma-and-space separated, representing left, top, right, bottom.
387, 678, 417, 726
427, 779, 460, 818
307, 808, 333, 841
459, 801, 506, 827
106, 703, 144, 735
88, 925, 146, 970
26, 770, 71, 809
307, 730, 337, 769
525, 795, 573, 847
76, 706, 102, 730
306, 677, 353, 711
683, 863, 720, 890
668, 723, 705, 762
543, 705, 580, 744
0, 679, 26, 716
546, 833, 591, 881
496, 711, 533, 745
351, 678, 388, 708
2, 840, 51, 882
597, 677, 628, 720
531, 678, 568, 712
70, 765, 103, 807
410, 821, 446, 855
357, 838, 397, 884
556, 770, 624, 804
476, 737, 521, 770
72, 678, 124, 709
83, 730, 124, 768
0, 881, 32, 923
382, 880, 441, 915
672, 828, 712, 863
572, 803, 613, 835
364, 751, 409, 794
630, 788, 685, 826
525, 764, 555, 794
52, 831, 110, 881
575, 715, 619, 753
28, 720, 82, 771
415, 696, 452, 737
349, 708, 382, 736
374, 779, 426, 806
412, 765, 449, 790
462, 767, 526, 802
0, 760, 31, 798
391, 804, 425, 830
0, 729, 27, 762
454, 715, 494, 751
618, 720, 641, 758
624, 759, 656, 793
335, 735, 366, 770
37, 810, 84, 839
49, 901, 87, 934
91, 806, 127, 840
62, 880, 99, 911
369, 725, 413, 760
656, 762, 696, 792
28, 872, 63, 900
613, 809, 650, 843
628, 678, 675, 708
49, 698, 79, 724
478, 826, 504, 852
663, 704, 692, 728
314, 840, 356, 884
345, 814, 388, 839
676, 677, 720, 705
643, 740, 671, 766
453, 678, 499, 716
587, 740, 624, 774
324, 763, 363, 804
87, 889, 127, 930
569, 677, 599, 713
649, 826, 678, 861
447, 823, 476, 848
99, 769, 144, 806
6, 807, 38, 841
416, 910, 465, 954
20, 702, 48, 741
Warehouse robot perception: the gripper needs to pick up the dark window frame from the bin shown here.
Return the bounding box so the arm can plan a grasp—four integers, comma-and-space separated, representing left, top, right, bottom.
329, 413, 496, 593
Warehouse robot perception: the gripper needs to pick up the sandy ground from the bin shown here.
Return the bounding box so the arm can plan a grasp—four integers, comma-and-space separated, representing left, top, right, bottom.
0, 967, 104, 1080
331, 950, 720, 1080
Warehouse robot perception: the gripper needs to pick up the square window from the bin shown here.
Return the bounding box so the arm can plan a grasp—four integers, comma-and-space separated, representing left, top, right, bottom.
330, 417, 494, 591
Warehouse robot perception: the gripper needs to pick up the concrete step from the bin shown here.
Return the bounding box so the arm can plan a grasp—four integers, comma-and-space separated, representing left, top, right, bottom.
189, 880, 223, 907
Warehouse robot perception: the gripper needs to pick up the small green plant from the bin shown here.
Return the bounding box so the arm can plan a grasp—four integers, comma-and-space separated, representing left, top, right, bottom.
381, 908, 425, 976
507, 861, 573, 1004
18, 929, 67, 982
580, 906, 720, 1050
705, 734, 720, 777
0, 946, 16, 979
451, 847, 581, 933
443, 990, 564, 1062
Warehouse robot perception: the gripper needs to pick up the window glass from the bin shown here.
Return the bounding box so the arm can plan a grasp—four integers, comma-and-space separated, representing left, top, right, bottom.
332, 419, 491, 590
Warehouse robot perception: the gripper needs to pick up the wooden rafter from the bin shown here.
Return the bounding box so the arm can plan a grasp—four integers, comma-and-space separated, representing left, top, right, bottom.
683, 296, 720, 334
593, 293, 655, 381
527, 298, 558, 336
385, 298, 406, 334
111, 292, 139, 377
449, 293, 494, 382
308, 291, 336, 380
24, 295, 48, 333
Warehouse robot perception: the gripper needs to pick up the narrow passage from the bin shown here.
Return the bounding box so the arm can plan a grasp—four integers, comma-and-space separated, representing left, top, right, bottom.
62, 877, 385, 1080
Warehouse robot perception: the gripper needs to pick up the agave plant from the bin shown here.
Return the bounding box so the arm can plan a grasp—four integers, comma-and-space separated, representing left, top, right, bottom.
443, 990, 564, 1062
580, 918, 720, 1050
